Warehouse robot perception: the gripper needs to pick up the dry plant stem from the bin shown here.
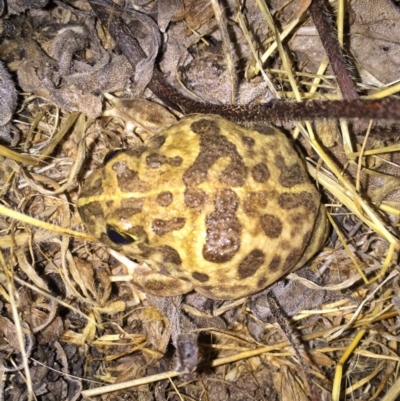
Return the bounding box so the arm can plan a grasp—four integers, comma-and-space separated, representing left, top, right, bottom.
356, 120, 373, 192
0, 145, 39, 165
236, 1, 279, 98
211, 0, 236, 103
337, 0, 345, 46
309, 0, 358, 100
266, 290, 318, 401
332, 330, 366, 401
256, 0, 301, 101
0, 252, 33, 401
381, 375, 400, 401
0, 204, 95, 241
89, 1, 400, 123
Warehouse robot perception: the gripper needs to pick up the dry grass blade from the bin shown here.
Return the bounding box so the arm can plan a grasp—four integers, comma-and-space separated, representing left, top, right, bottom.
210, 0, 236, 103
381, 375, 400, 401
0, 204, 95, 241
307, 161, 398, 246
0, 252, 33, 401
0, 145, 39, 166
235, 1, 279, 97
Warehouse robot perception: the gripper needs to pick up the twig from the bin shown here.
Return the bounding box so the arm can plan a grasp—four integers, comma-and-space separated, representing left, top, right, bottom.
309, 0, 358, 100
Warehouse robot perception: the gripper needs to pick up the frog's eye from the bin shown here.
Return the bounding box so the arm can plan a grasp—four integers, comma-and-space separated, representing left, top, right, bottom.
103, 149, 124, 165
106, 225, 135, 245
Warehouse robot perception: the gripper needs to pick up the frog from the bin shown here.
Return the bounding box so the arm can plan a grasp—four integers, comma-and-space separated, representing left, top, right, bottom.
77, 112, 328, 300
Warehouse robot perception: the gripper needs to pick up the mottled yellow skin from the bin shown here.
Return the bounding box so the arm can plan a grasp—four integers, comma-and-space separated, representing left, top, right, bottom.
78, 114, 327, 300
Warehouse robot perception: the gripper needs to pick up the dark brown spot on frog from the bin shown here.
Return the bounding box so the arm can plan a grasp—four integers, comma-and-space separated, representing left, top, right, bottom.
138, 243, 155, 258
106, 200, 114, 208
199, 285, 213, 294
257, 277, 268, 288
120, 199, 144, 216
78, 201, 104, 224
269, 256, 281, 272
192, 272, 209, 283
237, 249, 265, 279
184, 187, 207, 208
152, 217, 186, 236
278, 191, 317, 213
184, 118, 248, 188
190, 118, 220, 135
112, 162, 150, 193
184, 168, 206, 185
148, 134, 166, 149
252, 163, 270, 183
158, 245, 182, 265
282, 248, 302, 272
146, 153, 183, 169
145, 279, 168, 292
124, 146, 146, 159
215, 283, 252, 298
290, 214, 312, 238
137, 244, 182, 265
80, 177, 103, 198
260, 214, 283, 238
243, 192, 259, 215
203, 189, 241, 263
222, 164, 248, 187
258, 191, 268, 207
241, 135, 255, 147
156, 191, 173, 207
244, 191, 268, 215
119, 198, 144, 215
275, 155, 307, 187
160, 263, 178, 275
290, 213, 304, 226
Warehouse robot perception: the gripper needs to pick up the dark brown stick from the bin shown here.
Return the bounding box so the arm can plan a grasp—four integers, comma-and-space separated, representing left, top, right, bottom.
309, 0, 359, 100
149, 74, 400, 122
266, 290, 319, 401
